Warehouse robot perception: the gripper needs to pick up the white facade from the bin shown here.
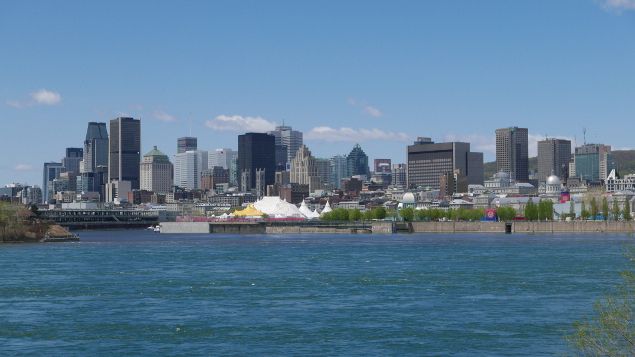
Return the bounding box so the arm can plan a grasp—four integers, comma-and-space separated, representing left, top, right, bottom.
208, 148, 236, 170
174, 150, 208, 191
606, 169, 635, 193
140, 146, 173, 194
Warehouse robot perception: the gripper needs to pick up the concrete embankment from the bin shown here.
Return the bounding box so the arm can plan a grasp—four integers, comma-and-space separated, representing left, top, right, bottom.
411, 221, 635, 233
161, 221, 635, 234
160, 221, 393, 234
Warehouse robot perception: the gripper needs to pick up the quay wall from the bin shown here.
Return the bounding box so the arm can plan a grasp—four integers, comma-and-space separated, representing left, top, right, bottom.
160, 222, 210, 234
411, 222, 507, 233
160, 221, 635, 234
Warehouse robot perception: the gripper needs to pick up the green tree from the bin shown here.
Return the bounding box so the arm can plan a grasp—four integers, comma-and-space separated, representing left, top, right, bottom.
400, 207, 415, 222
362, 210, 373, 221
591, 197, 599, 220
568, 249, 635, 356
373, 207, 387, 220
497, 207, 516, 221
525, 199, 537, 221
602, 197, 609, 221
625, 200, 632, 222
613, 200, 621, 221
349, 209, 362, 221
581, 201, 590, 220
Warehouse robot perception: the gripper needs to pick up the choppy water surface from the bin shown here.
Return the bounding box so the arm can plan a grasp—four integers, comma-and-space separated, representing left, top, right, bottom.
0, 231, 631, 356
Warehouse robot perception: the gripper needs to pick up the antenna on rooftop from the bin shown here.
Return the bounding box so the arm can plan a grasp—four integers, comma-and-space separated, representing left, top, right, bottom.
583, 128, 587, 145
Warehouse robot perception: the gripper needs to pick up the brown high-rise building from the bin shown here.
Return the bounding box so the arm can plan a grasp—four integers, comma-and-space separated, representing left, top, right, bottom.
537, 138, 571, 183
495, 127, 528, 182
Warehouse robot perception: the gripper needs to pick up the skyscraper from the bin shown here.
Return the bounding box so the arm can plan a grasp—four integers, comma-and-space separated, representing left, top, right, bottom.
62, 147, 83, 180
82, 122, 109, 174
238, 133, 276, 191
330, 155, 348, 189
495, 127, 529, 182
140, 146, 173, 194
109, 117, 141, 189
173, 150, 208, 191
346, 144, 370, 178
574, 143, 614, 183
177, 137, 197, 154
267, 125, 303, 165
290, 145, 323, 192
407, 138, 484, 189
42, 162, 63, 203
208, 148, 237, 170
537, 138, 571, 183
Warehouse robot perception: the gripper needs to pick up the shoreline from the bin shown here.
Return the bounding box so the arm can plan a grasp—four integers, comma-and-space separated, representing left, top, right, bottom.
159, 221, 635, 235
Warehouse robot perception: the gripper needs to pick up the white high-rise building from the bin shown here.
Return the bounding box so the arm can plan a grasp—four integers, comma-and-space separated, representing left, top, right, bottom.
174, 150, 208, 191
208, 148, 237, 170
140, 146, 173, 194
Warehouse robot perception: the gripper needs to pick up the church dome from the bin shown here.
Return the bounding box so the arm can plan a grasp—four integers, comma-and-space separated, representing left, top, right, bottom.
402, 192, 416, 204
546, 175, 561, 186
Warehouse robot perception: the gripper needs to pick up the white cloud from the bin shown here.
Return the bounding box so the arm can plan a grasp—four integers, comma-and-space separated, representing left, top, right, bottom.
599, 0, 635, 11
363, 106, 382, 118
153, 110, 177, 122
31, 89, 61, 105
14, 164, 33, 171
306, 126, 410, 142
6, 89, 62, 108
205, 115, 277, 132
348, 97, 383, 118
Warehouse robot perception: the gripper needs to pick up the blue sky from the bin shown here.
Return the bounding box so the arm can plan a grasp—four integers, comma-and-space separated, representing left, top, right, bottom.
2, 0, 635, 185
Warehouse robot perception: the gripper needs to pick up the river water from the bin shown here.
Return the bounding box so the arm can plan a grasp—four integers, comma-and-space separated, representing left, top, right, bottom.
0, 231, 631, 356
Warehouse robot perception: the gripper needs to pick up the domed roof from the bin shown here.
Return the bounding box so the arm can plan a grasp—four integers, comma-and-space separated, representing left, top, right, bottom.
144, 146, 167, 158
402, 192, 416, 204
546, 175, 561, 186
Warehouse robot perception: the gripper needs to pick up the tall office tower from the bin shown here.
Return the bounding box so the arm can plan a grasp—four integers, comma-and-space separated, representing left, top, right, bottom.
346, 144, 370, 178
82, 122, 109, 173
140, 146, 173, 194
267, 125, 303, 165
330, 155, 348, 189
238, 133, 275, 191
109, 117, 141, 189
574, 143, 614, 183
62, 148, 84, 175
374, 159, 392, 174
274, 144, 288, 171
407, 138, 484, 189
290, 145, 323, 192
537, 138, 572, 183
42, 162, 63, 203
208, 148, 237, 170
173, 150, 208, 191
177, 137, 197, 154
315, 158, 332, 190
495, 127, 529, 182
391, 163, 407, 187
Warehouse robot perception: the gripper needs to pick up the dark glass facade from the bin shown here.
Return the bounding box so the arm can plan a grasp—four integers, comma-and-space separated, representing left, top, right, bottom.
109, 117, 141, 189
238, 133, 276, 190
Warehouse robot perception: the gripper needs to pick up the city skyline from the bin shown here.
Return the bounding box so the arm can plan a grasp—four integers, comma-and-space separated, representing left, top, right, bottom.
3, 1, 635, 185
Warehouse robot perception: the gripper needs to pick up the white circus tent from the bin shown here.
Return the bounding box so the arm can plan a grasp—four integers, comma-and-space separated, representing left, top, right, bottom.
299, 201, 320, 219
253, 196, 306, 219
320, 200, 333, 216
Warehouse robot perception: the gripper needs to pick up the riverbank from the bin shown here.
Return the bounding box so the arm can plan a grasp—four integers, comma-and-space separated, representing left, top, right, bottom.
160, 221, 635, 234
